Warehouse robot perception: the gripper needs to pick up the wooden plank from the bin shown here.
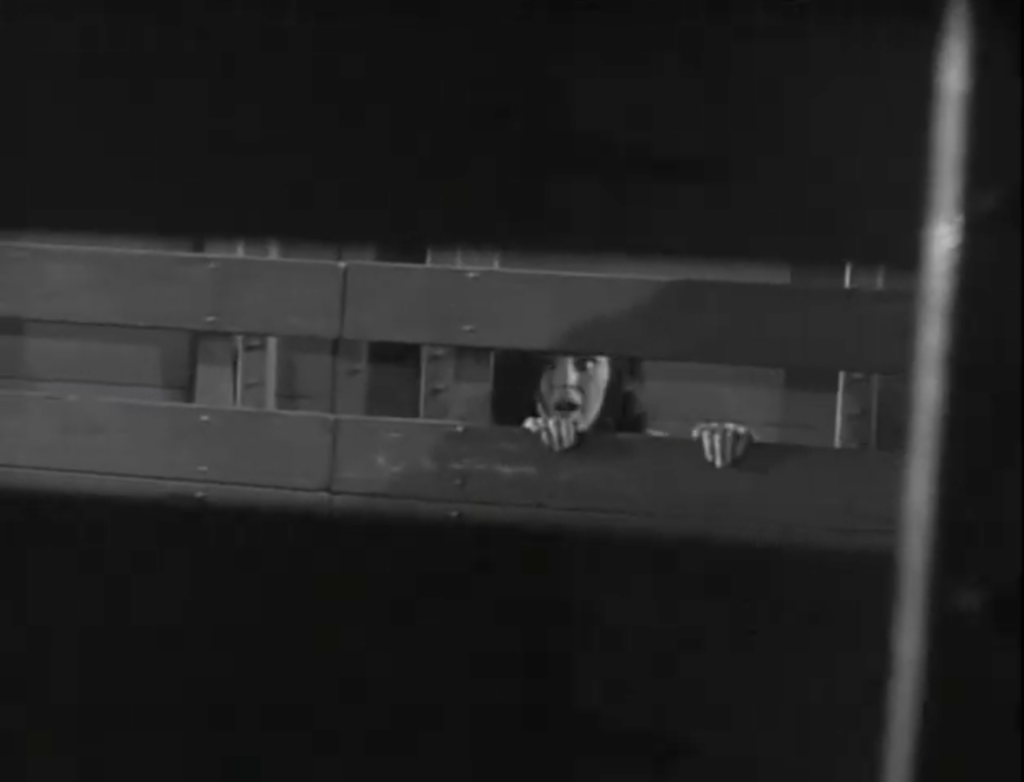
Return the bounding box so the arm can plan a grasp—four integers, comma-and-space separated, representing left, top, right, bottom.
0, 463, 890, 551
420, 249, 500, 422
212, 252, 342, 338
0, 393, 333, 490
331, 246, 377, 416
330, 417, 901, 540
0, 242, 212, 329
0, 232, 195, 251
192, 334, 235, 407
0, 322, 192, 390
0, 379, 186, 403
327, 494, 893, 552
277, 337, 334, 414
342, 263, 914, 374
0, 243, 344, 338
0, 465, 332, 514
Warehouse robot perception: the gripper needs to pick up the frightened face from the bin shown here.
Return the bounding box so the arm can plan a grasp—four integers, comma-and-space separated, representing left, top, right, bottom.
536, 354, 612, 432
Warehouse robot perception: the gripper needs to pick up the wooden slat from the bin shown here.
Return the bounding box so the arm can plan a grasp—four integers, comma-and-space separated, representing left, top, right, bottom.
0, 379, 186, 403
342, 263, 914, 373
327, 494, 893, 551
0, 465, 332, 514
0, 393, 333, 490
0, 243, 211, 329
212, 253, 342, 338
0, 322, 192, 390
420, 249, 500, 422
0, 243, 344, 338
330, 417, 901, 543
0, 464, 890, 551
192, 335, 236, 406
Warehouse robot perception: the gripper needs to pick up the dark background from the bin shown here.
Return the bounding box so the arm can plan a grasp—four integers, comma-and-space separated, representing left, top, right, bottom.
1, 1, 1019, 780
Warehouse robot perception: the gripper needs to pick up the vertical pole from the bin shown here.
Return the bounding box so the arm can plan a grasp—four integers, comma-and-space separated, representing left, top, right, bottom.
880, 2, 974, 781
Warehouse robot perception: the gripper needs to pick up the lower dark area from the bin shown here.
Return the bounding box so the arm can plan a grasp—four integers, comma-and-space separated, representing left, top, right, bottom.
5, 489, 905, 781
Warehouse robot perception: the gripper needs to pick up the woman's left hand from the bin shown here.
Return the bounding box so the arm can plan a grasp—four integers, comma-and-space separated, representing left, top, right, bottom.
691, 422, 755, 468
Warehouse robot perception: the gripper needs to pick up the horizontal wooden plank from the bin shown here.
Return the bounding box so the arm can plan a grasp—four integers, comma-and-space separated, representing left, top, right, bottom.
0, 321, 192, 389
0, 466, 332, 514
0, 379, 186, 403
331, 417, 901, 544
328, 495, 893, 552
0, 393, 333, 490
0, 243, 343, 337
0, 465, 890, 552
342, 263, 913, 373
213, 254, 343, 338
0, 242, 211, 329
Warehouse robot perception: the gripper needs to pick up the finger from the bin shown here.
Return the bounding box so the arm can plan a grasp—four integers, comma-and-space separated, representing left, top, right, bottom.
563, 419, 578, 451
700, 428, 714, 465
540, 420, 555, 449
560, 420, 574, 451
734, 428, 750, 461
713, 429, 725, 468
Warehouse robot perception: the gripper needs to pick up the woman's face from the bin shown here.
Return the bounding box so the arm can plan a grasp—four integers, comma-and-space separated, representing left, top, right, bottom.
536, 354, 612, 432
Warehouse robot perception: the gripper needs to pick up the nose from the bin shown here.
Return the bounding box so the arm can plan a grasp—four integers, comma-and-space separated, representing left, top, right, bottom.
552, 358, 580, 387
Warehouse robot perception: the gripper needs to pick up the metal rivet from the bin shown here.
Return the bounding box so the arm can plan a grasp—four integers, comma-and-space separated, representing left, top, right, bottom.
208, 260, 219, 269
204, 315, 218, 324
199, 414, 211, 422
454, 476, 466, 488
461, 324, 476, 333
454, 425, 466, 434
465, 271, 480, 280
194, 491, 207, 500
196, 465, 209, 473
448, 510, 462, 520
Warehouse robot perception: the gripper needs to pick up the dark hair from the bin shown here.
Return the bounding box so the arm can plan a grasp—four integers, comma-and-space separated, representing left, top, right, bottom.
490, 350, 646, 433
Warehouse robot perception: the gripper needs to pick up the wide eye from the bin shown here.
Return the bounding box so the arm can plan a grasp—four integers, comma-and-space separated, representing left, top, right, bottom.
574, 357, 596, 372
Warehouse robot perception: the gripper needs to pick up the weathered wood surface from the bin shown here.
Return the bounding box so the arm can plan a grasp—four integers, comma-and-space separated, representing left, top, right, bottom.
331, 416, 900, 547
0, 243, 343, 338
0, 393, 333, 490
0, 393, 900, 547
0, 465, 332, 513
342, 262, 914, 373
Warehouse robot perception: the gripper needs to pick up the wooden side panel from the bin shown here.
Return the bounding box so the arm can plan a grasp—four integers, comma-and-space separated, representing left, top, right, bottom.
192, 335, 235, 407
330, 417, 901, 543
0, 321, 192, 390
213, 254, 342, 339
0, 393, 333, 490
275, 241, 343, 413
342, 263, 914, 373
0, 232, 195, 251
0, 243, 343, 337
421, 249, 501, 423
0, 379, 185, 403
0, 243, 212, 329
0, 465, 332, 513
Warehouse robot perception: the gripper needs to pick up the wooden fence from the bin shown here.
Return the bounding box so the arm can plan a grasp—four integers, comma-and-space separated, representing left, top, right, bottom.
0, 240, 912, 549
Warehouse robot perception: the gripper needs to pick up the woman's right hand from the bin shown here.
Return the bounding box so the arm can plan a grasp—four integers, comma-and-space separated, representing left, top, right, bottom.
523, 416, 580, 452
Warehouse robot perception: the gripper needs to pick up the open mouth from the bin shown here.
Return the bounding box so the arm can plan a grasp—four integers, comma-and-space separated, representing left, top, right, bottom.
551, 397, 582, 415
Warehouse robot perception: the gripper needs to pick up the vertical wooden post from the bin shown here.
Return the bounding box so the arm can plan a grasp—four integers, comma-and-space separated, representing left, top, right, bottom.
192, 239, 238, 407
234, 239, 280, 410
192, 238, 281, 410
881, 1, 975, 780
333, 246, 376, 415
834, 261, 887, 449
419, 248, 501, 423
